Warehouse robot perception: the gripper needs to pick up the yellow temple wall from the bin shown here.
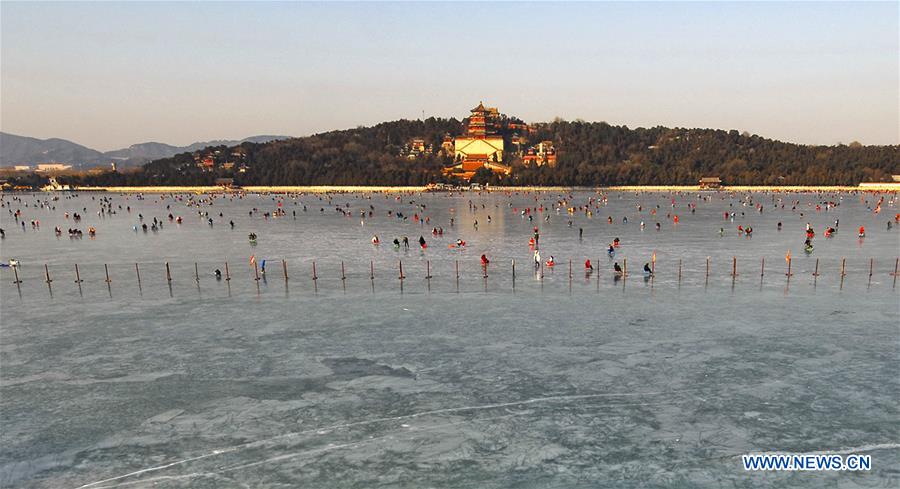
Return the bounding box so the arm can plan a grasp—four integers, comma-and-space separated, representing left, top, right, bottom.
454, 137, 505, 162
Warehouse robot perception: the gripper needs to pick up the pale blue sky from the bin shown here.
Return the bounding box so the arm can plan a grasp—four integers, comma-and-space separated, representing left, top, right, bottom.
1, 1, 897, 150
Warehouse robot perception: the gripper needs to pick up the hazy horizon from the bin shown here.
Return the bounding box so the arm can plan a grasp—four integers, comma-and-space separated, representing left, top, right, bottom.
2, 1, 897, 151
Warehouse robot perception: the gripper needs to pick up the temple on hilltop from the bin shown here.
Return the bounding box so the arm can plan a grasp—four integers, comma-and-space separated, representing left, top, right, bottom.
443, 102, 512, 180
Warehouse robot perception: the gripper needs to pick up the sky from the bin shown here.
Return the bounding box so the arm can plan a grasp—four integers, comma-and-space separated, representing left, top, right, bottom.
1, 1, 897, 151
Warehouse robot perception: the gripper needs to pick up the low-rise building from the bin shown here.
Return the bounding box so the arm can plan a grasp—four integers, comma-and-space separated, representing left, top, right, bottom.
699, 177, 723, 189
35, 163, 73, 172
401, 138, 431, 159
440, 134, 454, 156
522, 141, 557, 167
41, 177, 71, 191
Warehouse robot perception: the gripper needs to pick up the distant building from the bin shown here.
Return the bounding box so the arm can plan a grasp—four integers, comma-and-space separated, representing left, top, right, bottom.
13, 165, 31, 172
522, 147, 539, 166
215, 177, 235, 188
522, 140, 557, 167
401, 138, 430, 159
507, 120, 529, 132
699, 177, 722, 189
41, 177, 71, 191
444, 102, 511, 180
440, 134, 454, 156
510, 133, 523, 148
892, 175, 900, 182
35, 163, 72, 173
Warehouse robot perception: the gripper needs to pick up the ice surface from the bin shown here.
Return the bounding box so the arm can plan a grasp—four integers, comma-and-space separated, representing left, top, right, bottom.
1, 191, 898, 487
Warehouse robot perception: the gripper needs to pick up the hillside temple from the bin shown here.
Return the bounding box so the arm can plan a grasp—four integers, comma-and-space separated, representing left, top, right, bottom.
443, 102, 512, 180
394, 101, 558, 180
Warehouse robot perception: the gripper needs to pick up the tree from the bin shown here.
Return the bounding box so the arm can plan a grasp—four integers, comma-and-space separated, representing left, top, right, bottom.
470, 167, 495, 185
62, 118, 900, 187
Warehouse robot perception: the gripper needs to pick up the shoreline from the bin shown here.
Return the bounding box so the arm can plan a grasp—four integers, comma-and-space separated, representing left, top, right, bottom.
30, 183, 900, 193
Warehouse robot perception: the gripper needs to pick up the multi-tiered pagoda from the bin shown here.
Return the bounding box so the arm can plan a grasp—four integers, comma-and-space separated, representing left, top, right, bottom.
443, 102, 511, 180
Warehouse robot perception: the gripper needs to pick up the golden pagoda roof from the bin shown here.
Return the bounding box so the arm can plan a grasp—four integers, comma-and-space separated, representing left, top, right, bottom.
471, 101, 487, 113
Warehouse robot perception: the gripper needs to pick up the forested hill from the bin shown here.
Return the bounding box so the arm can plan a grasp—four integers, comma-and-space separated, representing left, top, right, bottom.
59, 118, 899, 187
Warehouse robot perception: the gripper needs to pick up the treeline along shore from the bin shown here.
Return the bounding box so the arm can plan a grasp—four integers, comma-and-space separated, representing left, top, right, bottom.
56, 184, 900, 194
7, 118, 900, 188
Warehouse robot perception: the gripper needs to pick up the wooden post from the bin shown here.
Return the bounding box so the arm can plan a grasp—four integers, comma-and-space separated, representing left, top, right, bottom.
839, 257, 846, 290
135, 263, 142, 285
105, 264, 112, 283
785, 257, 792, 277
455, 259, 459, 279
194, 262, 199, 282
425, 260, 432, 279
623, 258, 627, 278
45, 264, 52, 283
312, 261, 318, 280
370, 260, 374, 280
677, 258, 682, 282
868, 258, 874, 286
892, 257, 898, 288
398, 260, 404, 280
568, 259, 572, 279
224, 261, 231, 281
731, 256, 737, 277
283, 259, 288, 281
254, 262, 260, 281
341, 261, 346, 281
512, 259, 516, 279
760, 257, 765, 277
812, 258, 819, 277
165, 262, 172, 282
705, 257, 710, 280
12, 265, 22, 284
74, 263, 83, 283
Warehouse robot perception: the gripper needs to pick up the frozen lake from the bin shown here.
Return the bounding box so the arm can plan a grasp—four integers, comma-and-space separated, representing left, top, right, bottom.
1, 190, 899, 487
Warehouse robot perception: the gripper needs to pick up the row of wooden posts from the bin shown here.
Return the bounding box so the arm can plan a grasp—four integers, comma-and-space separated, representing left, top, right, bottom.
9, 256, 900, 290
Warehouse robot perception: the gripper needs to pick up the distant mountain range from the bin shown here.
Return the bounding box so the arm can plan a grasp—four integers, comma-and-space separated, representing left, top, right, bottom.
0, 132, 290, 169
